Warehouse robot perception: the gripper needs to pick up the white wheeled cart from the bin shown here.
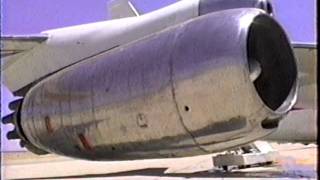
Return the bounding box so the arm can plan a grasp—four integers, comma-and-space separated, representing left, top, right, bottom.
213, 141, 278, 171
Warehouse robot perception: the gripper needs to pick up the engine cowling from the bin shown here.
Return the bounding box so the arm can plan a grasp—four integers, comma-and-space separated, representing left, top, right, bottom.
11, 9, 297, 160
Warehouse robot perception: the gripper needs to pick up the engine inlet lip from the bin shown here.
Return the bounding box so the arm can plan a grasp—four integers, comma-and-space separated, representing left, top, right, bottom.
246, 14, 298, 114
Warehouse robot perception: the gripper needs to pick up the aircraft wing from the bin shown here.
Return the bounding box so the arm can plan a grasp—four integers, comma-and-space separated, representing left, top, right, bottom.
108, 0, 140, 19
1, 35, 48, 70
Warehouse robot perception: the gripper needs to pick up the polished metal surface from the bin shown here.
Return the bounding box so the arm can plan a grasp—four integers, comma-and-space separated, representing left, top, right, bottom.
199, 0, 273, 16
15, 9, 297, 160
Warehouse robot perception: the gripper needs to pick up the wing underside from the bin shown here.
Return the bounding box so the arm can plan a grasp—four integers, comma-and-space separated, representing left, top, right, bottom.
1, 35, 48, 69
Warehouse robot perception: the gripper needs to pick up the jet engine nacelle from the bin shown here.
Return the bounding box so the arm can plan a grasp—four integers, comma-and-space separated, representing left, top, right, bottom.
13, 9, 297, 160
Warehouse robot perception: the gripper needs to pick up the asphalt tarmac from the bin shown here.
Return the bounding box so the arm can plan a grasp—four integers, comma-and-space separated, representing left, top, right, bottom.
1, 141, 317, 179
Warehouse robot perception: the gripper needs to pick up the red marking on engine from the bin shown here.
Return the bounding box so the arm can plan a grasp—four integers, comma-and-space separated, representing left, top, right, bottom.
292, 107, 305, 111
44, 116, 54, 134
78, 133, 93, 151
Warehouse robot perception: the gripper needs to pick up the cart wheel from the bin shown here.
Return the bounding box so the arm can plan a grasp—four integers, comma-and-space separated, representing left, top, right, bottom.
222, 166, 228, 171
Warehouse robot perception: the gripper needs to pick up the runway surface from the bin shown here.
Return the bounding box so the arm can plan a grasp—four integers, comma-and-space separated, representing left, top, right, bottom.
1, 141, 317, 179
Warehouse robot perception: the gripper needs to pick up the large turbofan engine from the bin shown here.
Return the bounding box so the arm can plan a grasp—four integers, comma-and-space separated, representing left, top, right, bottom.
3, 9, 297, 160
